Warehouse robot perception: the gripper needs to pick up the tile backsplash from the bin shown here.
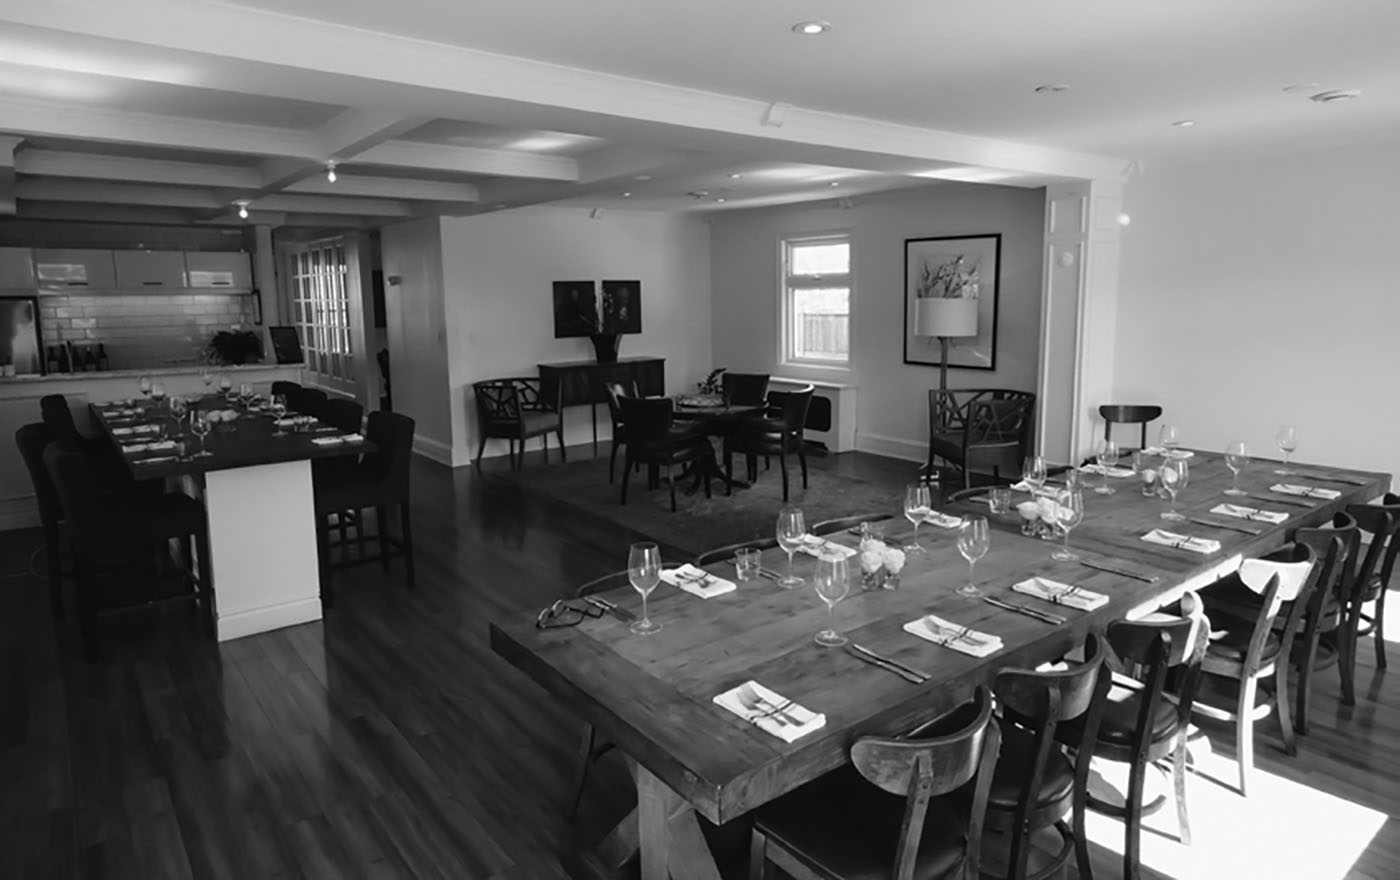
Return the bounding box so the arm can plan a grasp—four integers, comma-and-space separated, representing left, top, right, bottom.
39, 293, 257, 371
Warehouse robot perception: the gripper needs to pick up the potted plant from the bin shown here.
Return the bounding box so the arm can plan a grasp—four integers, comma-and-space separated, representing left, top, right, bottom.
206, 326, 264, 365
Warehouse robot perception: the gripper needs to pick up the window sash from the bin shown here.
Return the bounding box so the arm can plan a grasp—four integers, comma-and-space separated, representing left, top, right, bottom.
782, 235, 851, 365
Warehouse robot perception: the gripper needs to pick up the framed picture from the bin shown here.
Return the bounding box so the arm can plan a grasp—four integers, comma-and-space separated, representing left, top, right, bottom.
552, 280, 599, 338
902, 234, 1001, 371
600, 279, 641, 334
0, 296, 43, 375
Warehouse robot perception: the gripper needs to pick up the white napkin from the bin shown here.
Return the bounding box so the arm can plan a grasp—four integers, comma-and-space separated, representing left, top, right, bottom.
796, 534, 858, 559
134, 455, 177, 465
1211, 503, 1289, 524
1142, 529, 1221, 554
924, 511, 962, 529
111, 425, 158, 437
903, 614, 1003, 657
660, 564, 737, 598
100, 408, 141, 418
1271, 483, 1341, 501
1080, 464, 1135, 478
1011, 480, 1035, 492
713, 681, 825, 743
273, 418, 298, 427
1012, 576, 1107, 611
1143, 447, 1195, 458
311, 433, 364, 446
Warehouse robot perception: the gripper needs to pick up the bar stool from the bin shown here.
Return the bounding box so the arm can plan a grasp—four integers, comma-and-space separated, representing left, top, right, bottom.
15, 423, 67, 618
1099, 404, 1163, 451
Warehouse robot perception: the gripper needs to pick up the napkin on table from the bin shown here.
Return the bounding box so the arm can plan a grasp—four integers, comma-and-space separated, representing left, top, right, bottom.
903, 614, 1004, 657
1080, 463, 1135, 478
1143, 447, 1195, 458
1211, 503, 1289, 524
1270, 483, 1341, 501
713, 680, 825, 743
924, 511, 962, 529
1013, 576, 1108, 611
660, 563, 737, 598
796, 534, 857, 559
111, 425, 157, 437
1142, 529, 1221, 554
311, 433, 364, 446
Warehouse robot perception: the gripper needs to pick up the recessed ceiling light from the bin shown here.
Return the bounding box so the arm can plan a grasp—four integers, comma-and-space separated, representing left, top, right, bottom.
828, 181, 841, 187
727, 173, 743, 180
1171, 119, 1196, 128
792, 20, 830, 35
621, 192, 632, 198
633, 174, 652, 181
1310, 89, 1360, 103
716, 198, 727, 203
1033, 84, 1070, 95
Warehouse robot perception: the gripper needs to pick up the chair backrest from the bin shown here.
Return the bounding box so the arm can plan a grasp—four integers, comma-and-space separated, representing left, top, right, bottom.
850, 686, 1000, 880
1099, 404, 1163, 449
15, 423, 62, 527
270, 380, 302, 401
722, 372, 770, 407
930, 389, 1035, 452
363, 411, 415, 501
604, 380, 636, 427
1345, 503, 1397, 603
296, 387, 330, 419
1104, 592, 1210, 752
770, 384, 814, 433
1294, 513, 1361, 629
618, 395, 674, 443
1235, 542, 1320, 675
40, 394, 82, 446
42, 443, 99, 540
1375, 495, 1400, 596
323, 398, 365, 435
474, 379, 522, 423
692, 537, 779, 567
810, 512, 894, 537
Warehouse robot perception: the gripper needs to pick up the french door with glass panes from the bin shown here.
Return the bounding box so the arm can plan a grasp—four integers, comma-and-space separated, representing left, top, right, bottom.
288, 238, 356, 395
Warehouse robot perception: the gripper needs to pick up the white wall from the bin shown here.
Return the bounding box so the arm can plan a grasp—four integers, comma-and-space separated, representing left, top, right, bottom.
709, 183, 1046, 461
439, 207, 712, 466
380, 218, 454, 464
1115, 143, 1400, 482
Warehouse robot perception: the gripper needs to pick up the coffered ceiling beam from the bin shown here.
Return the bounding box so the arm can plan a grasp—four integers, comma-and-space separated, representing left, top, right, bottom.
286, 176, 478, 202
354, 141, 578, 181
16, 149, 260, 189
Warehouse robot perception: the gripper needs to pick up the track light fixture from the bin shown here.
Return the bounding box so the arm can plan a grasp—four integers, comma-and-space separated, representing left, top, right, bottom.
326, 161, 337, 183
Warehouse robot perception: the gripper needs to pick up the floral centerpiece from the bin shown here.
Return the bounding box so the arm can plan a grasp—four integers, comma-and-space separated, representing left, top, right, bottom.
857, 527, 906, 589
206, 325, 263, 366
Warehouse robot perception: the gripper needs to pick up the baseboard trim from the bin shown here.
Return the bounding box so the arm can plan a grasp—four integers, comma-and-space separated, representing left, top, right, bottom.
412, 435, 454, 467
217, 597, 322, 642
856, 433, 925, 464
0, 497, 39, 532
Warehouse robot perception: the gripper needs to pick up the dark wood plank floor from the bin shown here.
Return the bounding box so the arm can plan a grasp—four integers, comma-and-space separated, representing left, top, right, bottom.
0, 445, 1396, 879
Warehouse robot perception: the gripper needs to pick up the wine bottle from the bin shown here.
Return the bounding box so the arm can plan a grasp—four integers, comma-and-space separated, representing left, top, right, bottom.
97, 344, 109, 371
57, 343, 70, 374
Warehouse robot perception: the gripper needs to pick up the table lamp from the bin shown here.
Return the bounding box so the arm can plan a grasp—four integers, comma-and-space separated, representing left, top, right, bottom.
915, 296, 978, 395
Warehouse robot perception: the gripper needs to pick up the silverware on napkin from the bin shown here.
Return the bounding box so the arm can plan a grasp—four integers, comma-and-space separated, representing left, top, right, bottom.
1187, 516, 1262, 536
1250, 493, 1313, 509
983, 596, 1066, 625
846, 643, 929, 683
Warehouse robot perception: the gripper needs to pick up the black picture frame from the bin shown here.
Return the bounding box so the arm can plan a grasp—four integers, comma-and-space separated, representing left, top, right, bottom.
268, 326, 304, 365
600, 279, 641, 334
902, 233, 1001, 371
552, 280, 599, 338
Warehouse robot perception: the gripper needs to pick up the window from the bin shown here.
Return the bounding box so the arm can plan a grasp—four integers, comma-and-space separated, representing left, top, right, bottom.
782, 234, 850, 366
289, 239, 354, 387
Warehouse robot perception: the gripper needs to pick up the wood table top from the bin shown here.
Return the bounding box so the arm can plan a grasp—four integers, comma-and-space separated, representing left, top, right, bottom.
90, 395, 369, 480
489, 449, 1389, 825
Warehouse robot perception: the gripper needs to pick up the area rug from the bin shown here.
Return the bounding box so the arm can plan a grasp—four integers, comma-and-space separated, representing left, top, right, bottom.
495, 456, 902, 557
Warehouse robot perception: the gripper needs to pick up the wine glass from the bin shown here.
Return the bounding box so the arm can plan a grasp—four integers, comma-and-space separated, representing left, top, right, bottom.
1158, 424, 1180, 452
1224, 442, 1250, 496
1275, 425, 1298, 475
627, 542, 663, 636
270, 394, 289, 436
775, 505, 807, 589
150, 383, 167, 409
903, 482, 932, 553
189, 411, 212, 457
812, 550, 850, 647
168, 396, 188, 435
1052, 489, 1085, 561
956, 515, 989, 598
219, 374, 232, 397
1095, 439, 1120, 495
200, 368, 213, 391
137, 375, 152, 401
1159, 455, 1189, 520
238, 383, 254, 410
1022, 455, 1048, 494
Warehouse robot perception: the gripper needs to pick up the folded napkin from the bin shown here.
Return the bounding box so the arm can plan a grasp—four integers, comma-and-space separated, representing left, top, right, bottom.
111, 425, 157, 437
134, 455, 177, 465
1211, 503, 1289, 525
713, 680, 825, 743
1142, 529, 1221, 554
123, 440, 177, 454
1013, 576, 1108, 611
311, 433, 363, 446
924, 511, 962, 529
660, 564, 737, 598
1011, 480, 1035, 492
100, 408, 141, 418
273, 418, 298, 427
1271, 483, 1341, 501
903, 614, 1003, 657
796, 534, 857, 559
1143, 447, 1195, 458
1080, 464, 1135, 478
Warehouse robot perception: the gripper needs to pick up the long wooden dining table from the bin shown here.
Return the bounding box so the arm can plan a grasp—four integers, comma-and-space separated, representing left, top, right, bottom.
489, 450, 1389, 879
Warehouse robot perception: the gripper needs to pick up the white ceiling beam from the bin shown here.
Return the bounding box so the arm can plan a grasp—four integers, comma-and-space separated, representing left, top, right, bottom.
17, 178, 222, 209
317, 109, 427, 160
251, 194, 412, 217
0, 136, 19, 215
356, 141, 578, 181
287, 176, 478, 202
15, 149, 260, 189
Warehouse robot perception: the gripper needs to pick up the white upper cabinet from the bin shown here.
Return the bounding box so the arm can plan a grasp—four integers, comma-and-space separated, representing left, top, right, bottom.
113, 250, 187, 289
34, 249, 117, 290
0, 247, 34, 289
185, 252, 253, 291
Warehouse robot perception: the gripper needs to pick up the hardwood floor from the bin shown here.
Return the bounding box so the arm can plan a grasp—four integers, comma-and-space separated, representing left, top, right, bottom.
0, 445, 1396, 879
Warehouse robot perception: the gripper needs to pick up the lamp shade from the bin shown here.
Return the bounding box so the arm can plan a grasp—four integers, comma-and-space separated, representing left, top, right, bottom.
914, 297, 978, 338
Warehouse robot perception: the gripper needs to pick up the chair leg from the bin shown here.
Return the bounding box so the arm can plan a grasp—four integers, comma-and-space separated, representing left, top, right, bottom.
798, 445, 808, 489
475, 433, 488, 471
1376, 591, 1388, 669
316, 514, 335, 609
1173, 734, 1192, 846
400, 503, 415, 590
1275, 664, 1297, 757
724, 447, 733, 497
702, 456, 712, 500
1338, 625, 1356, 707
541, 433, 549, 464
558, 426, 567, 462
620, 454, 633, 505
44, 523, 63, 619
609, 440, 619, 483
1236, 677, 1256, 796
748, 827, 769, 880
1296, 632, 1320, 735
1073, 770, 1094, 880
1124, 754, 1146, 880
779, 453, 789, 502
195, 525, 216, 638
376, 505, 392, 572
567, 723, 596, 822
666, 466, 677, 512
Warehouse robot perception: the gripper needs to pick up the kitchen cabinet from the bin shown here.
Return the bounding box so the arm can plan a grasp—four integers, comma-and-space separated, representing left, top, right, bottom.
0, 248, 34, 289
34, 249, 116, 291
113, 250, 187, 289
185, 252, 253, 292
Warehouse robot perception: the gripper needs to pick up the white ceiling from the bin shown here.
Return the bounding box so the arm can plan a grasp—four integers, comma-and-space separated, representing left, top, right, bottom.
0, 0, 1395, 226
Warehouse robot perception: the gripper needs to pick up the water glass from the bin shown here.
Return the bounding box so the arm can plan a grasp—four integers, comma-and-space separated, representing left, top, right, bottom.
903, 483, 932, 553
734, 547, 762, 582
1224, 441, 1249, 496
1132, 450, 1158, 497
1158, 424, 1180, 451
1022, 455, 1048, 493
812, 551, 850, 647
628, 542, 662, 636
956, 515, 989, 598
271, 394, 289, 436
775, 506, 806, 589
1052, 489, 1085, 561
1275, 425, 1298, 475
1095, 439, 1119, 495
989, 487, 1012, 514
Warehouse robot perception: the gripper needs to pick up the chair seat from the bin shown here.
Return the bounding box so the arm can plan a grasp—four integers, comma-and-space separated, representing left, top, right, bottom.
1204, 627, 1282, 666
520, 411, 561, 435
1060, 681, 1178, 750
314, 468, 380, 513
754, 764, 968, 880
987, 721, 1075, 813
80, 492, 206, 553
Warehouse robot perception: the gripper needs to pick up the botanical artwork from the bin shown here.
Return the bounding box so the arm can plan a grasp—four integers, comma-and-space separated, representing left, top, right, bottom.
600, 280, 642, 334
552, 280, 599, 338
903, 234, 1001, 370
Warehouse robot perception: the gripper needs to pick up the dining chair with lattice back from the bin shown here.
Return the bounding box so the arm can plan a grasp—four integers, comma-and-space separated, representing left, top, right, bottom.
924, 389, 1035, 491
748, 686, 1002, 880
472, 377, 565, 471
1290, 515, 1360, 733
1099, 405, 1163, 451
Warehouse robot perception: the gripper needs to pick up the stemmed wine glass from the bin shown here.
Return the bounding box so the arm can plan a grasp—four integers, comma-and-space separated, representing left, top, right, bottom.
627, 542, 662, 636
812, 550, 850, 647
138, 375, 152, 403
1052, 489, 1085, 561
1224, 442, 1250, 496
1159, 456, 1189, 520
1275, 426, 1298, 475
1158, 424, 1180, 453
200, 368, 213, 392
1022, 455, 1048, 494
955, 515, 989, 598
150, 383, 167, 411
903, 482, 932, 553
775, 506, 807, 589
219, 374, 233, 398
1095, 439, 1120, 495
189, 411, 212, 457
270, 394, 289, 436
168, 396, 188, 439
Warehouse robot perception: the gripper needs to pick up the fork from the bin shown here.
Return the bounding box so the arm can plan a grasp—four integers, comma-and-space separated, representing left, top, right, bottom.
735, 684, 797, 726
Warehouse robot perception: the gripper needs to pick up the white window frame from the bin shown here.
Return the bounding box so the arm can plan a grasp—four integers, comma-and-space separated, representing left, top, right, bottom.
780, 232, 852, 369
287, 237, 356, 394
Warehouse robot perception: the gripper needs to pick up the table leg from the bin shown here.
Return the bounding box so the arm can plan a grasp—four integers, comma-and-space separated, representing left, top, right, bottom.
592, 403, 599, 455
636, 766, 722, 880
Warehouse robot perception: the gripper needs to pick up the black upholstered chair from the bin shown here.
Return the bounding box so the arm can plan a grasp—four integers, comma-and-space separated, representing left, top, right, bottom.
323, 397, 365, 434
295, 387, 331, 420
725, 384, 813, 501
472, 377, 565, 470
618, 396, 714, 512
925, 389, 1036, 491
15, 423, 67, 618
1099, 404, 1163, 451
749, 687, 1001, 880
604, 379, 638, 483
270, 380, 302, 402
721, 371, 770, 407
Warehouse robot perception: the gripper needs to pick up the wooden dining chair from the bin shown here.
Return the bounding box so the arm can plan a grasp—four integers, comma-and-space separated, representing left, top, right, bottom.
693, 537, 779, 567
1345, 501, 1400, 672
982, 635, 1106, 880
603, 379, 637, 483
472, 378, 565, 471
721, 371, 770, 407
1290, 516, 1360, 733
619, 396, 715, 511
748, 686, 1001, 880
270, 379, 302, 401
725, 384, 813, 501
1098, 404, 1163, 451
322, 397, 365, 434
924, 389, 1035, 491
1193, 543, 1319, 795
810, 512, 894, 537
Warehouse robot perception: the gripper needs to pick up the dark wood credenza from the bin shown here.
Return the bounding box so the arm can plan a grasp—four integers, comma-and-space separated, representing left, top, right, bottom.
538, 356, 665, 451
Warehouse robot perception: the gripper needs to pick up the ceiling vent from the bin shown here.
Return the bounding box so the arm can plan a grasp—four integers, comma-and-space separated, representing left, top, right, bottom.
1310, 89, 1360, 103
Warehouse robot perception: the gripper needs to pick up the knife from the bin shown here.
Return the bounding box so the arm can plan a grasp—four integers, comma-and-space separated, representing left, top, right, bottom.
847, 643, 929, 683
757, 567, 784, 582
584, 596, 635, 622
1294, 472, 1369, 486
1077, 558, 1158, 583
1186, 516, 1262, 536
983, 596, 1066, 625
1250, 493, 1313, 509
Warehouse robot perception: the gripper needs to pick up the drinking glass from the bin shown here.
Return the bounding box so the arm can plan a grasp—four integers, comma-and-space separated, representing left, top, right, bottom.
775, 505, 807, 589
1275, 425, 1298, 475
271, 394, 289, 436
1224, 441, 1250, 496
1052, 489, 1085, 561
903, 482, 932, 553
628, 542, 663, 636
956, 515, 989, 598
200, 368, 213, 390
189, 411, 212, 456
1158, 424, 1180, 452
150, 383, 166, 408
138, 375, 152, 400
989, 487, 1012, 514
1022, 455, 1048, 493
1159, 456, 1189, 520
1095, 439, 1120, 495
219, 374, 232, 396
735, 547, 761, 582
168, 396, 188, 433
812, 550, 850, 647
